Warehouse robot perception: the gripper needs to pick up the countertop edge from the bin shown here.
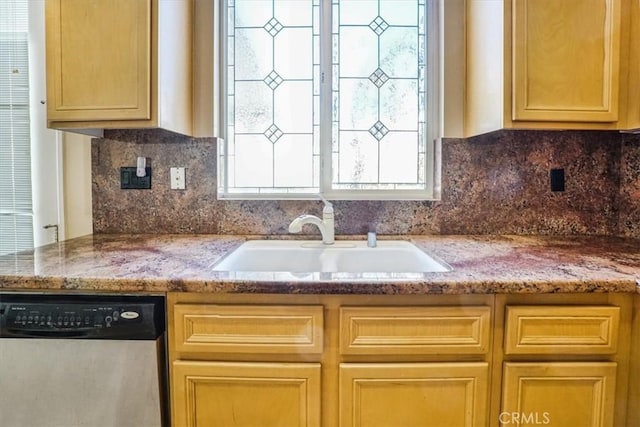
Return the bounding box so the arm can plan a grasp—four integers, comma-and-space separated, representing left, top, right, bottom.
1, 234, 639, 295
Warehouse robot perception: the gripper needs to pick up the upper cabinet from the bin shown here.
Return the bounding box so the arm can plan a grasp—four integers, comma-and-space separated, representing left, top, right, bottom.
512, 0, 620, 123
465, 0, 633, 136
627, 0, 640, 130
45, 0, 193, 136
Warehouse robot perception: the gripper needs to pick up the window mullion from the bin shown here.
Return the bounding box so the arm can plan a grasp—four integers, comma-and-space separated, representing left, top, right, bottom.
425, 0, 440, 198
319, 0, 333, 195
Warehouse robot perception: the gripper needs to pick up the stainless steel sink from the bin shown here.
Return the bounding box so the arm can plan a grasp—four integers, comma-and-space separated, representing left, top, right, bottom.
211, 240, 451, 273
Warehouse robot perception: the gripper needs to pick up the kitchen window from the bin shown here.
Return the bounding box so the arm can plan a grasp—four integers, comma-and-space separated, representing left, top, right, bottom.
1, 0, 63, 256
0, 0, 32, 255
217, 0, 440, 200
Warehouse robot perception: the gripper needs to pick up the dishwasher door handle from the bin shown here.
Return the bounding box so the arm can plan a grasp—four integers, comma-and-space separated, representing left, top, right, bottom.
2, 329, 92, 339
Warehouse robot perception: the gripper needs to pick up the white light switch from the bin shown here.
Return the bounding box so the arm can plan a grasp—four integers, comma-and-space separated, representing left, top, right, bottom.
170, 167, 185, 190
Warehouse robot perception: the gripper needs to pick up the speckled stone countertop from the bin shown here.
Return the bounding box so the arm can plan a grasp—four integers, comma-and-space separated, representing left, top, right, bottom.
0, 234, 639, 295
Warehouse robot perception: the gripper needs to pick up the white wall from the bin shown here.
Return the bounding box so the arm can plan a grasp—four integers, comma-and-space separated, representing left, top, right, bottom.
62, 132, 93, 239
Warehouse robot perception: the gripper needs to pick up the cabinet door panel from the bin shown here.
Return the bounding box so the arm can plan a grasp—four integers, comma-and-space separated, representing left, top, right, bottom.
340, 363, 489, 427
628, 0, 640, 129
504, 305, 620, 355
172, 361, 321, 427
340, 306, 491, 355
502, 362, 617, 427
512, 0, 621, 122
173, 304, 324, 356
46, 0, 151, 121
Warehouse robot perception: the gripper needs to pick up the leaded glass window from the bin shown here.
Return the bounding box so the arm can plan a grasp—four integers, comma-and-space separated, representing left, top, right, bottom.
219, 0, 438, 199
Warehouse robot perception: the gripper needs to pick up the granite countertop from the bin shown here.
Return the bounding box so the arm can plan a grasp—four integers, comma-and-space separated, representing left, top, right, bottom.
0, 234, 639, 295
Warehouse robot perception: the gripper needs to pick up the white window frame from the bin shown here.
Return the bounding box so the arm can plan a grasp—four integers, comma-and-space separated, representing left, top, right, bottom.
0, 0, 64, 256
215, 0, 441, 201
29, 2, 65, 247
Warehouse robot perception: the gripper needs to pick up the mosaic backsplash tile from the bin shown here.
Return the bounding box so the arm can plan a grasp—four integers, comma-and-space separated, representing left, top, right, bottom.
92, 129, 639, 237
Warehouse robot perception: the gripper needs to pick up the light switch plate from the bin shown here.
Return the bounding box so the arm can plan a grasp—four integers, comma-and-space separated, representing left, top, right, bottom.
170, 167, 185, 190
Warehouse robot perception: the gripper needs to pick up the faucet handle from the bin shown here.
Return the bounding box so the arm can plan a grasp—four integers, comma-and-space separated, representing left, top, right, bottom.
367, 230, 377, 248
367, 224, 377, 247
319, 194, 333, 213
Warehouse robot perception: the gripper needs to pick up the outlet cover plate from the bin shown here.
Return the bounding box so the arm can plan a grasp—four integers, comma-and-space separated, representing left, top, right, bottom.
121, 167, 152, 189
170, 167, 186, 190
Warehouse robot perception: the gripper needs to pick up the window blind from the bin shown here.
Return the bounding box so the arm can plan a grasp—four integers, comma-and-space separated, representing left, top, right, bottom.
0, 0, 33, 256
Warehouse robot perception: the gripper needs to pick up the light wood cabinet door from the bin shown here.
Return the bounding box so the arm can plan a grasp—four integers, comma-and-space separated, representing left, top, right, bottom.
172, 361, 321, 427
340, 363, 489, 427
340, 306, 491, 356
173, 304, 323, 356
512, 0, 621, 122
628, 0, 640, 129
504, 305, 620, 355
629, 295, 640, 427
502, 362, 617, 427
45, 0, 151, 122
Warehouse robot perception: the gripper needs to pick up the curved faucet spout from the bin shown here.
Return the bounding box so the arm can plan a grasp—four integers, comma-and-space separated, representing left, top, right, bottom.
287, 203, 335, 244
288, 215, 323, 233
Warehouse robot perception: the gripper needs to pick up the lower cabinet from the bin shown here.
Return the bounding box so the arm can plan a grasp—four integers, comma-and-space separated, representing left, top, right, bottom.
498, 297, 630, 427
168, 293, 632, 427
172, 361, 321, 427
340, 363, 489, 427
501, 362, 617, 427
630, 294, 640, 427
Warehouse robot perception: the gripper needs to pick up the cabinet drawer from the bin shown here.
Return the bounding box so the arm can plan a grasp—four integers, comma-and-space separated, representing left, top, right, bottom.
504, 305, 620, 355
340, 306, 491, 355
173, 304, 323, 355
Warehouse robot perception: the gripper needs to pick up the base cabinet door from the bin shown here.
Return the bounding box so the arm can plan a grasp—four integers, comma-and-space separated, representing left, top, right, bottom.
339, 363, 489, 427
172, 361, 321, 427
501, 362, 617, 427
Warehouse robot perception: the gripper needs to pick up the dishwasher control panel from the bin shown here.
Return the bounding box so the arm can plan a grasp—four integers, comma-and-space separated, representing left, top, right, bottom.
4, 303, 141, 329
0, 295, 164, 340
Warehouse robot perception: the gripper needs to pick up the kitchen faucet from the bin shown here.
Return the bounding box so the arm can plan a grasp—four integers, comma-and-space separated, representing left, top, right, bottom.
288, 196, 335, 245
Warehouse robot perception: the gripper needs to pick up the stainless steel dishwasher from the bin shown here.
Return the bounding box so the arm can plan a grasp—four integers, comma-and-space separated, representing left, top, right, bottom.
0, 293, 167, 427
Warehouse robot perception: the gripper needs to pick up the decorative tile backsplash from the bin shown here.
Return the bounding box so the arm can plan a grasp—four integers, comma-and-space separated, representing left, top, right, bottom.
92, 129, 640, 237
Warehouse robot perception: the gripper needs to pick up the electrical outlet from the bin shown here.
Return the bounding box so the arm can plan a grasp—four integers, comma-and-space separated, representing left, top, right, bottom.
550, 168, 565, 192
170, 167, 186, 190
121, 167, 151, 189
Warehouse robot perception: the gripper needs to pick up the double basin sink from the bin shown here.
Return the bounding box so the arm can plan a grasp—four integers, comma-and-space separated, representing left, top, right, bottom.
212, 240, 451, 274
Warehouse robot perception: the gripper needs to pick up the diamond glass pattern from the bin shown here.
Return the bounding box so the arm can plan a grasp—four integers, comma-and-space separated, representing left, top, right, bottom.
334, 0, 427, 189
264, 124, 283, 143
368, 16, 389, 35
223, 0, 430, 196
263, 17, 283, 36
264, 70, 283, 90
225, 0, 319, 194
368, 121, 389, 141
368, 68, 389, 88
